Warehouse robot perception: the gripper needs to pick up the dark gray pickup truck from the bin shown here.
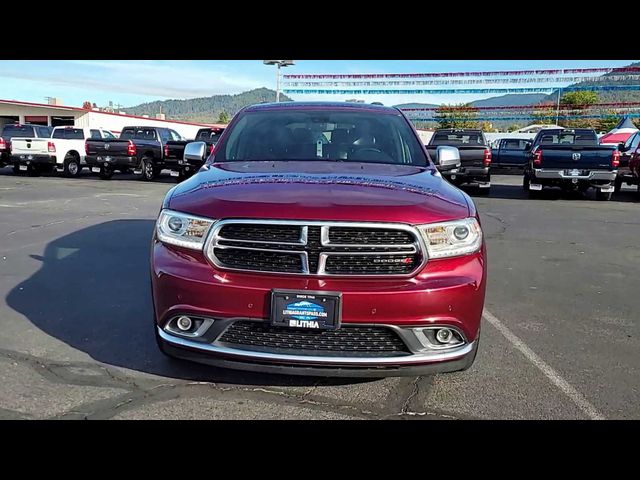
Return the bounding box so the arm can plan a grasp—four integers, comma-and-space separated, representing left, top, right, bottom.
426, 129, 492, 194
522, 128, 619, 201
85, 126, 183, 180
491, 138, 530, 169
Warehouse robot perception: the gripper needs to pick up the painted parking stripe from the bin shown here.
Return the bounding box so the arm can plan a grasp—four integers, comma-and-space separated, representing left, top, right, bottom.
483, 309, 605, 420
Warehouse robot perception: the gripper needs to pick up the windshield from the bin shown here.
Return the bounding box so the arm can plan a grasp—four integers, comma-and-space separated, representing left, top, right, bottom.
431, 132, 486, 146
216, 110, 427, 165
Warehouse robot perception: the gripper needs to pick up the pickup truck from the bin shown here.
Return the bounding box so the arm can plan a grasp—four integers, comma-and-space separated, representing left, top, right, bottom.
11, 126, 115, 177
85, 125, 183, 180
523, 128, 619, 200
1, 123, 53, 174
614, 130, 640, 193
425, 128, 492, 194
163, 127, 225, 180
152, 101, 486, 377
490, 138, 530, 169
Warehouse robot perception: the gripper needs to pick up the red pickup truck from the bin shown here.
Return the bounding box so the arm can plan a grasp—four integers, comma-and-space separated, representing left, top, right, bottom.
151, 102, 487, 377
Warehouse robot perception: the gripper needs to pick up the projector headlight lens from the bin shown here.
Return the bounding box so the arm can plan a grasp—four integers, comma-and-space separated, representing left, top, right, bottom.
418, 217, 482, 259
156, 209, 215, 250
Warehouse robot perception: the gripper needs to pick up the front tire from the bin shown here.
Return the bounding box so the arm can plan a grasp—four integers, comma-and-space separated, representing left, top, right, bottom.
63, 154, 82, 178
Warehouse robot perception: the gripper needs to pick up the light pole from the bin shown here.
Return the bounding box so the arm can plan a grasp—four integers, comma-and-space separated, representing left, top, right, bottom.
263, 60, 295, 102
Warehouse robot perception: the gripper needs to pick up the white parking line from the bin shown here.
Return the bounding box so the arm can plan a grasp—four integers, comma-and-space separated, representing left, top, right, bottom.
483, 308, 605, 420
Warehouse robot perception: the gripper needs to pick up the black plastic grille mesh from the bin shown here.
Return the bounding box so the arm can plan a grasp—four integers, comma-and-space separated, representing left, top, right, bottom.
218, 321, 410, 355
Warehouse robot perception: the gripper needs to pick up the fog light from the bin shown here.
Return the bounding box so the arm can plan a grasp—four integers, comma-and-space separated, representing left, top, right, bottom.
176, 316, 193, 331
435, 328, 453, 343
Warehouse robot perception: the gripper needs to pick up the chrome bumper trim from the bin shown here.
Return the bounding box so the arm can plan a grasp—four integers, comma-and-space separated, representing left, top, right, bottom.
158, 327, 475, 366
533, 169, 616, 181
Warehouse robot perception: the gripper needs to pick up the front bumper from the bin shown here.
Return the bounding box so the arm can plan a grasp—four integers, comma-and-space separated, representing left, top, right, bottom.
158, 327, 478, 377
11, 154, 56, 165
151, 240, 486, 376
533, 168, 616, 182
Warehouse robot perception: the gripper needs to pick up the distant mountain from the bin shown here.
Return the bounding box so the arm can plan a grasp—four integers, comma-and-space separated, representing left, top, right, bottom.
125, 88, 291, 123
394, 102, 439, 109
544, 61, 640, 104
469, 93, 547, 108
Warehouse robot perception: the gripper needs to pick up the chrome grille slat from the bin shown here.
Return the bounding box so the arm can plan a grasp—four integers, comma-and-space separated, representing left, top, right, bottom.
205, 220, 426, 276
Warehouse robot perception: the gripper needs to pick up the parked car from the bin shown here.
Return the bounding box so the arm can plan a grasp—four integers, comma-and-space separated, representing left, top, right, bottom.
84, 126, 183, 180
523, 128, 619, 200
152, 101, 486, 377
614, 131, 640, 193
491, 138, 530, 169
0, 123, 52, 174
164, 127, 225, 180
425, 128, 492, 194
11, 126, 115, 177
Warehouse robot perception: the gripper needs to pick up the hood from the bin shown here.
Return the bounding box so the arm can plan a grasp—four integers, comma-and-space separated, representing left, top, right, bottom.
167, 161, 471, 224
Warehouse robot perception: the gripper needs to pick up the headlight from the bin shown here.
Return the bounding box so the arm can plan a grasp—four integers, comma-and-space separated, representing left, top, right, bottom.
156, 209, 215, 250
417, 217, 482, 259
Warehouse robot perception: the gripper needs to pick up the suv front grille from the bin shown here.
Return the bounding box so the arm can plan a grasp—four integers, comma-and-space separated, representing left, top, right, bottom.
218, 321, 410, 356
207, 220, 424, 276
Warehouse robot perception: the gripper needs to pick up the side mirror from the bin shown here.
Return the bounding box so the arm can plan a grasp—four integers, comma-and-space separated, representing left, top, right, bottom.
436, 145, 461, 169
184, 141, 207, 162
618, 142, 627, 152
523, 142, 532, 151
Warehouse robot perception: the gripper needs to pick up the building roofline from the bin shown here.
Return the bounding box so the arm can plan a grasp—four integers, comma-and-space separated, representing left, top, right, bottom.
0, 98, 226, 129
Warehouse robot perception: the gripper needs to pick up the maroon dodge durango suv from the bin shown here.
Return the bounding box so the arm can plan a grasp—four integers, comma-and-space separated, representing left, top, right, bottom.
151, 102, 487, 377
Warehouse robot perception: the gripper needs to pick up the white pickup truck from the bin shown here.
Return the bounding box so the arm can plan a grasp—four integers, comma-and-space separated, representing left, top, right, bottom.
11, 126, 117, 177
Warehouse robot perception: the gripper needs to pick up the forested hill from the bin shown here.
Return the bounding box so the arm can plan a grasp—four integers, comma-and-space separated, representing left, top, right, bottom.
544, 62, 640, 104
126, 88, 292, 123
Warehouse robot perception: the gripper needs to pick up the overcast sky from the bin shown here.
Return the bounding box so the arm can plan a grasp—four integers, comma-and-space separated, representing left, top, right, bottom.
0, 60, 636, 108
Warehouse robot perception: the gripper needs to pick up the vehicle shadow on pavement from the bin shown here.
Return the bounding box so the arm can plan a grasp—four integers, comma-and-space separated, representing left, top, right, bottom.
5, 219, 371, 387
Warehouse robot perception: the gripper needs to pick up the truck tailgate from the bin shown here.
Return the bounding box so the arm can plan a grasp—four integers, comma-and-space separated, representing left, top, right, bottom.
86, 139, 131, 156
537, 145, 616, 170
10, 138, 51, 156
457, 146, 488, 167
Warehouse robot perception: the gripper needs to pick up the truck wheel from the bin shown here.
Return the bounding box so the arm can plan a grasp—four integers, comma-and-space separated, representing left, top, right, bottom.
614, 176, 623, 193
596, 189, 612, 201
140, 157, 156, 181
63, 154, 82, 178
523, 172, 530, 191
98, 166, 113, 180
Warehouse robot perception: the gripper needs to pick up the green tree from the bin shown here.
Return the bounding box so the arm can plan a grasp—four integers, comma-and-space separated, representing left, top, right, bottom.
597, 112, 622, 133
217, 111, 230, 123
434, 104, 479, 129
559, 91, 599, 128
530, 102, 557, 126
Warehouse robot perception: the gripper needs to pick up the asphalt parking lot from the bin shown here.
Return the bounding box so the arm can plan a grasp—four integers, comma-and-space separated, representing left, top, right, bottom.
0, 169, 638, 420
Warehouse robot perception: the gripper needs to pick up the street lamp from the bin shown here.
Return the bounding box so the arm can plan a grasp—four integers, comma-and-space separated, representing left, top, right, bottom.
263, 60, 295, 102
